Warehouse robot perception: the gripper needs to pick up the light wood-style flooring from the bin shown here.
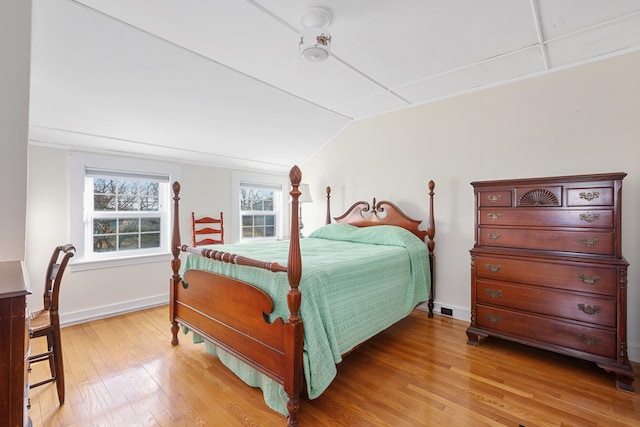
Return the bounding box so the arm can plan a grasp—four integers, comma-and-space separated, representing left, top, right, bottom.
28, 305, 639, 426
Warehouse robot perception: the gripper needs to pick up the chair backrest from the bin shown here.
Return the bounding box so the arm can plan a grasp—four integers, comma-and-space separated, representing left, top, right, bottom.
191, 212, 224, 247
43, 244, 76, 314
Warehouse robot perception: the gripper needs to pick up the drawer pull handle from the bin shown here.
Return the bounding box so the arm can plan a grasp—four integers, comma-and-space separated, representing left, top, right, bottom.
578, 304, 601, 315
182, 280, 189, 289
578, 334, 601, 346
485, 288, 502, 298
488, 233, 501, 240
579, 191, 600, 202
578, 274, 600, 285
579, 213, 600, 223
486, 314, 502, 323
485, 264, 502, 273
487, 213, 501, 221
487, 194, 502, 203
579, 237, 599, 246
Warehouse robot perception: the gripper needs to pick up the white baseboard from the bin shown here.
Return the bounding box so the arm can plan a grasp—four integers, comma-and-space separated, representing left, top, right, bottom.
416, 301, 471, 322
60, 294, 169, 328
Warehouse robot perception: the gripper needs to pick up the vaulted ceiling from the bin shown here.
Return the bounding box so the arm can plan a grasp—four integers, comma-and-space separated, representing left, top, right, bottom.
29, 0, 640, 173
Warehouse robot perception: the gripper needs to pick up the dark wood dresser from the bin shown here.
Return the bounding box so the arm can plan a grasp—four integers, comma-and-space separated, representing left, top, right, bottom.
466, 172, 635, 391
0, 261, 31, 427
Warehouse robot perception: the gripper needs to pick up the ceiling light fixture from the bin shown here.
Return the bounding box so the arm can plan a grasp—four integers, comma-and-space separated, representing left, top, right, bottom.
299, 7, 332, 62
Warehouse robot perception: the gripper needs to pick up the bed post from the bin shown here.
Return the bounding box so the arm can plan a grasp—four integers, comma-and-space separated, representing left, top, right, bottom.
170, 181, 182, 345
426, 180, 436, 318
285, 166, 304, 427
325, 186, 332, 224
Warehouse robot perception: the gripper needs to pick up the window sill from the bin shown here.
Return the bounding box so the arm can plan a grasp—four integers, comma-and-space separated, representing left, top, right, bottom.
69, 252, 173, 272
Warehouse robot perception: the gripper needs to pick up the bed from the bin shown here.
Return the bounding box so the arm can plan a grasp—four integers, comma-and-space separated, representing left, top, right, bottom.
169, 165, 436, 426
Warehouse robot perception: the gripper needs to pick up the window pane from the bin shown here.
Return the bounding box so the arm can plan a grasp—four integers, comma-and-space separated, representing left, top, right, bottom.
119, 219, 139, 233
140, 197, 159, 211
94, 194, 116, 211
242, 227, 253, 238
141, 218, 160, 232
254, 227, 265, 237
242, 215, 253, 226
119, 234, 139, 250
255, 215, 265, 226
93, 235, 116, 252
264, 226, 275, 237
141, 233, 160, 248
265, 215, 275, 226
118, 195, 138, 211
93, 218, 116, 234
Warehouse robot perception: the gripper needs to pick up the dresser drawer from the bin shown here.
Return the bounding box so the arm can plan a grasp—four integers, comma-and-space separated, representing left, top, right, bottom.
478, 227, 614, 255
478, 190, 512, 207
476, 305, 616, 359
474, 255, 617, 296
567, 187, 614, 207
478, 208, 613, 229
476, 280, 616, 327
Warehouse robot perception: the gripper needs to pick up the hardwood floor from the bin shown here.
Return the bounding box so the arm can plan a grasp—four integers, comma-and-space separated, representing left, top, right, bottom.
28, 306, 639, 426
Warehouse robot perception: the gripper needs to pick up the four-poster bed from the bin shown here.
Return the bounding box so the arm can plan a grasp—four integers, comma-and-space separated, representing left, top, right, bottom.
169, 165, 436, 425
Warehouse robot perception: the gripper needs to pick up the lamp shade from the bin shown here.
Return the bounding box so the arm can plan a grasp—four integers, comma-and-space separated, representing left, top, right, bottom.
298, 183, 313, 203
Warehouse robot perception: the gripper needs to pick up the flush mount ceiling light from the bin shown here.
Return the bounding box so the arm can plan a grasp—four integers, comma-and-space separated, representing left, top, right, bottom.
299, 7, 332, 62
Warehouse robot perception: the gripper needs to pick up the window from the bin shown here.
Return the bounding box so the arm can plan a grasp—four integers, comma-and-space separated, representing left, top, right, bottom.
88, 173, 164, 254
231, 170, 289, 243
70, 152, 179, 268
240, 184, 279, 239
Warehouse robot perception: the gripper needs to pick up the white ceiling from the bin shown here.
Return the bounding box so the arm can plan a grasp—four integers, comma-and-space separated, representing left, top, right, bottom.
29, 0, 640, 173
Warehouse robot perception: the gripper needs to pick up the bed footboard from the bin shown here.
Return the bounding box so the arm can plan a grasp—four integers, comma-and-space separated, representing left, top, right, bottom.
170, 166, 305, 426
173, 269, 288, 382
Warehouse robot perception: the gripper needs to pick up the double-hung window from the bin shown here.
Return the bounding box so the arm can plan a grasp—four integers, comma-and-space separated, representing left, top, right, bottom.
231, 170, 288, 243
70, 152, 179, 268
240, 183, 282, 240
86, 169, 169, 256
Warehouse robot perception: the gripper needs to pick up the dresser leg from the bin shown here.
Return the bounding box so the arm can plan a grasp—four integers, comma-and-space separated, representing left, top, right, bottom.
465, 326, 488, 346
597, 361, 636, 393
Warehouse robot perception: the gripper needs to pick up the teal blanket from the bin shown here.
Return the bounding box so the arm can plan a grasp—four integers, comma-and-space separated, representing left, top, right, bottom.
182, 223, 431, 415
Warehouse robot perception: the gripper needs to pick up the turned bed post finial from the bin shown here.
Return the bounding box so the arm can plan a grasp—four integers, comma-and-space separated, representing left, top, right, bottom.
325, 186, 332, 225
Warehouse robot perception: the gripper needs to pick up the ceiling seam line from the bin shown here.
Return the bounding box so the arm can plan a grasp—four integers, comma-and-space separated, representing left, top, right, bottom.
66, 0, 352, 121
245, 0, 410, 108
390, 44, 543, 91
330, 54, 411, 105
529, 0, 549, 69
542, 10, 640, 44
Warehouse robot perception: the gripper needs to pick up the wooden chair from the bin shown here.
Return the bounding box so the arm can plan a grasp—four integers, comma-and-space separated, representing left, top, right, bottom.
191, 212, 224, 247
29, 243, 75, 405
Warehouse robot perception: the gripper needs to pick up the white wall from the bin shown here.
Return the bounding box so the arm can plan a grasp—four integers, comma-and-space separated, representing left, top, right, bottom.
0, 0, 31, 262
300, 51, 640, 362
25, 147, 236, 325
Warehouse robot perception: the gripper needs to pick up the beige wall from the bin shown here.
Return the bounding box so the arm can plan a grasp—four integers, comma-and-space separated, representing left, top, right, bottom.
0, 0, 31, 261
301, 50, 640, 361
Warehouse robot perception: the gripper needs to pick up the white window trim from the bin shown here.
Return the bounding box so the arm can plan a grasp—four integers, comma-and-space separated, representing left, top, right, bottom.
69, 151, 180, 270
231, 170, 290, 243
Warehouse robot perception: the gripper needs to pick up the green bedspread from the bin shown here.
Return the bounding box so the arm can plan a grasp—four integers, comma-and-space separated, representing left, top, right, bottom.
182, 223, 431, 415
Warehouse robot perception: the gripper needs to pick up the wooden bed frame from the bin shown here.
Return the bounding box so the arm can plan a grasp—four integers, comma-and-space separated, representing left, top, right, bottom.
169, 165, 435, 426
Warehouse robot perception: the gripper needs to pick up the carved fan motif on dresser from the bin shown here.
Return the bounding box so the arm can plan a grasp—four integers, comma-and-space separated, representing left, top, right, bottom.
518, 189, 559, 206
